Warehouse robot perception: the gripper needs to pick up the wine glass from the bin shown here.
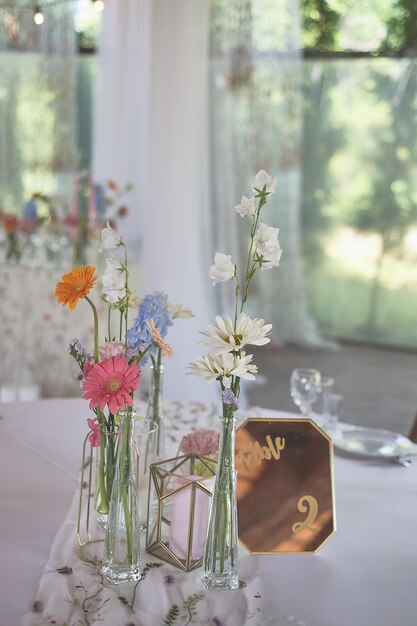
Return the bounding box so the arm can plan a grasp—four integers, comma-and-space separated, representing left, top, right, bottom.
290, 368, 321, 417
314, 375, 334, 428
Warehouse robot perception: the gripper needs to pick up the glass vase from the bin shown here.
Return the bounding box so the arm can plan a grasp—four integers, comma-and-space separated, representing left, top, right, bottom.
146, 355, 166, 460
134, 418, 159, 531
94, 428, 118, 529
101, 409, 141, 584
201, 412, 239, 590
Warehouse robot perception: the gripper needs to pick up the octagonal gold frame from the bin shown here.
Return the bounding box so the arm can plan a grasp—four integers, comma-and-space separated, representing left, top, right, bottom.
236, 417, 336, 555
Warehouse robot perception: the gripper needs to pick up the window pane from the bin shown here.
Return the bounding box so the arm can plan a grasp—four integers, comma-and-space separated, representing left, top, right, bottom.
303, 58, 417, 346
301, 0, 416, 52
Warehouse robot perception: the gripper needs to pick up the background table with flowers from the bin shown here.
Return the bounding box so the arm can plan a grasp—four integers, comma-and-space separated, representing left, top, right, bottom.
1, 397, 416, 626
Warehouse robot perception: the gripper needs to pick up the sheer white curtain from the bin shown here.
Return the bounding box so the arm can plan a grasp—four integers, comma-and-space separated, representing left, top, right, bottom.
209, 0, 322, 346
0, 1, 76, 212
94, 0, 217, 403
0, 1, 78, 400
93, 0, 151, 256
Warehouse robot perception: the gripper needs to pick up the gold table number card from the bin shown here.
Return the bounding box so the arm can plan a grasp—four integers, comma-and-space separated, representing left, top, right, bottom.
236, 418, 335, 554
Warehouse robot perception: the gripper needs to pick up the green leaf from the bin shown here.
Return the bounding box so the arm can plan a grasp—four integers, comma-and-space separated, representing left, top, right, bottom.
163, 604, 180, 626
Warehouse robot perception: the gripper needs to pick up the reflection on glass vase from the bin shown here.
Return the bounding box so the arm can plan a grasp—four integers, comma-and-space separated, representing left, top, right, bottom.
147, 351, 166, 460
201, 413, 239, 590
101, 409, 141, 585
134, 418, 159, 531
94, 429, 118, 529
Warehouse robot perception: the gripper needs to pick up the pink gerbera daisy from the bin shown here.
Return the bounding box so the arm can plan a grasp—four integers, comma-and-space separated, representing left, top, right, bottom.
82, 355, 141, 415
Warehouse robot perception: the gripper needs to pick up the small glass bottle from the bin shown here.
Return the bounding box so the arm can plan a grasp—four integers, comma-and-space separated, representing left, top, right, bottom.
201, 412, 239, 590
146, 350, 166, 460
94, 428, 118, 529
101, 409, 141, 584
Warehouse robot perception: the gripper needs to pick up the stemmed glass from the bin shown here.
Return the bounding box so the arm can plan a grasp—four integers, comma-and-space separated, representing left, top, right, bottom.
290, 368, 321, 417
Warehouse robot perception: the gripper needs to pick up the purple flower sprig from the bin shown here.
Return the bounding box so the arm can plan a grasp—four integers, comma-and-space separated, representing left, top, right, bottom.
67, 338, 87, 369
222, 389, 239, 409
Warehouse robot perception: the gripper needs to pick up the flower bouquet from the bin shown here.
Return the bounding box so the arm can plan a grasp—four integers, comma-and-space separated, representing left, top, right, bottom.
128, 295, 193, 460
0, 178, 130, 268
55, 223, 174, 583
189, 169, 282, 590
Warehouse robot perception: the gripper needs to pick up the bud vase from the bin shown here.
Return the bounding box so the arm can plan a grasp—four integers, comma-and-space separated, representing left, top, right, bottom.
201, 412, 239, 590
101, 409, 141, 584
147, 354, 166, 460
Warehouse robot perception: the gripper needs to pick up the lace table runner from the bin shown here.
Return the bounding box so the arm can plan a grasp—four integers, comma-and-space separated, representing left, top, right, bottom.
21, 490, 261, 626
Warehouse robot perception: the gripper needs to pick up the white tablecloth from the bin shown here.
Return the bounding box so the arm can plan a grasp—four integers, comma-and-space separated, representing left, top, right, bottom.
1, 399, 417, 625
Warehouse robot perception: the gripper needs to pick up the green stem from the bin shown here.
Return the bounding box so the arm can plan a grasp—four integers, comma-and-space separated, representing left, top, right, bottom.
233, 273, 240, 329
137, 343, 152, 364
124, 245, 129, 349
240, 261, 259, 312
119, 310, 123, 342
96, 409, 107, 512
239, 194, 265, 315
120, 414, 133, 563
106, 425, 116, 504
207, 409, 235, 574
95, 410, 114, 517
98, 434, 109, 514
85, 295, 99, 362
107, 306, 111, 341
150, 350, 163, 456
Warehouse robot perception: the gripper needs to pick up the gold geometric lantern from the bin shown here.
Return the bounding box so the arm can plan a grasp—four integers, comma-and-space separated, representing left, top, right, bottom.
145, 454, 215, 571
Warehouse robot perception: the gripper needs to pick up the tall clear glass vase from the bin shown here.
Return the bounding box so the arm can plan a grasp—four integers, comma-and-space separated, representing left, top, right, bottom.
94, 428, 118, 529
147, 352, 166, 460
201, 411, 239, 590
101, 409, 141, 584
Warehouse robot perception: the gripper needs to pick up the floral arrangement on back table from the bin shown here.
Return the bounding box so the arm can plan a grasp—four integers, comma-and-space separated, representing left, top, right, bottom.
0, 179, 130, 267
55, 222, 176, 523
188, 169, 282, 590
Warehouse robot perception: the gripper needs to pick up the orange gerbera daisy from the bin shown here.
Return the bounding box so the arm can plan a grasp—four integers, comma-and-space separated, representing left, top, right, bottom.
55, 265, 98, 311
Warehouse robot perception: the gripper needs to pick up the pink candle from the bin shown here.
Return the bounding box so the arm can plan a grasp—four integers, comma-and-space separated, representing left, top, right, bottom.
169, 475, 213, 560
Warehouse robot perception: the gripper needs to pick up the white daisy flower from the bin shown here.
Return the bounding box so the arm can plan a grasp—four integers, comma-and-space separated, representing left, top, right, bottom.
199, 312, 272, 354
187, 351, 258, 383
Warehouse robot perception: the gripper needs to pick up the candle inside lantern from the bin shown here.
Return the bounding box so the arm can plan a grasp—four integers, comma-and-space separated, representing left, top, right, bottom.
169, 475, 213, 560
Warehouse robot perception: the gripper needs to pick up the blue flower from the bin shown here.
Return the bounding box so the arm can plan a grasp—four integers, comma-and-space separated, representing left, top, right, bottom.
128, 292, 173, 351
23, 199, 38, 220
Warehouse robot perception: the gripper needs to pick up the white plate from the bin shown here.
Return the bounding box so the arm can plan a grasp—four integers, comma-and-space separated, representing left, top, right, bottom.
333, 426, 417, 459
